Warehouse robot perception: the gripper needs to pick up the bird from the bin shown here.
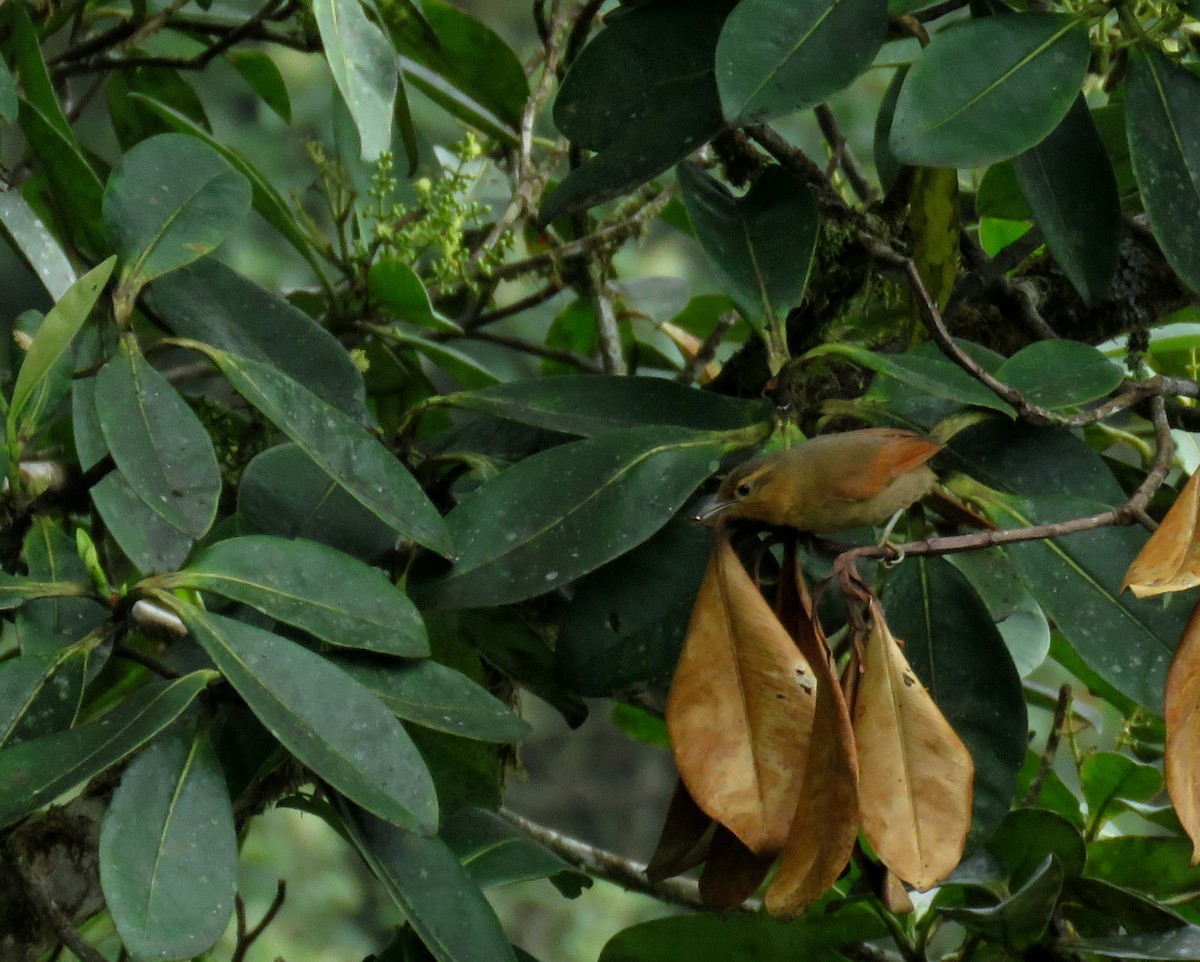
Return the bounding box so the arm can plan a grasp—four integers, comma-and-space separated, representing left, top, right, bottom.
698, 428, 944, 533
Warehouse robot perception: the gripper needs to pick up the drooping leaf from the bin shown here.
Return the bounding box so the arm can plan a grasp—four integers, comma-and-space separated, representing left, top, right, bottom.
158, 535, 429, 658
166, 601, 438, 833
0, 188, 76, 300
1126, 49, 1200, 294
714, 0, 887, 123
338, 800, 519, 962
1012, 96, 1121, 304
102, 133, 252, 309
1165, 603, 1200, 862
204, 348, 452, 558
889, 14, 1090, 168
646, 779, 716, 883
227, 50, 292, 122
100, 724, 237, 961
419, 426, 734, 609
1125, 470, 1200, 598
0, 672, 212, 829
940, 855, 1065, 950
874, 66, 909, 192
666, 537, 816, 854
95, 338, 222, 540
312, 0, 398, 160
150, 258, 368, 421
698, 827, 775, 910
853, 600, 973, 890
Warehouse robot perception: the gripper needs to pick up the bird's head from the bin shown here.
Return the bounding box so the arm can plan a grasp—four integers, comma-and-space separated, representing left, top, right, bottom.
696, 454, 790, 526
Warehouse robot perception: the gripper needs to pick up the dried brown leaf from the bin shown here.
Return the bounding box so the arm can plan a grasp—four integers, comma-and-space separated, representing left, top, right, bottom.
698, 825, 774, 910
764, 569, 859, 919
666, 536, 817, 855
853, 601, 973, 890
645, 778, 716, 882
1125, 469, 1200, 598
1165, 601, 1200, 863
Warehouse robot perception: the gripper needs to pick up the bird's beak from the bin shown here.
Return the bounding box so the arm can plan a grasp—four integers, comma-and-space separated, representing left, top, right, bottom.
694, 495, 734, 524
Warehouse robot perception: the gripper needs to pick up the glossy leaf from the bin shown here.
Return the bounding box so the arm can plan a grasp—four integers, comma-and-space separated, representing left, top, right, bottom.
854, 600, 973, 890
439, 375, 766, 437
666, 537, 816, 854
941, 855, 1064, 950
987, 808, 1087, 885
369, 259, 460, 333
1126, 50, 1200, 294
312, 0, 397, 159
102, 133, 252, 300
0, 188, 76, 300
1124, 470, 1200, 598
100, 725, 237, 961
227, 50, 291, 122
996, 339, 1124, 410
333, 656, 530, 742
206, 348, 452, 557
440, 807, 590, 895
1013, 97, 1121, 304
1166, 603, 1200, 861
890, 14, 1090, 168
8, 258, 114, 432
160, 535, 429, 658
168, 602, 438, 833
678, 163, 817, 337
151, 258, 368, 421
882, 557, 1026, 845
419, 426, 732, 609
338, 800, 518, 962
0, 672, 212, 829
0, 646, 92, 748
1065, 927, 1200, 960
1082, 751, 1163, 828
716, 0, 887, 123
95, 338, 222, 539
1087, 836, 1200, 908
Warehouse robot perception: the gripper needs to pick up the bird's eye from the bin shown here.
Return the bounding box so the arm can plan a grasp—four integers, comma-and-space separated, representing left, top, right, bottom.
734, 482, 753, 499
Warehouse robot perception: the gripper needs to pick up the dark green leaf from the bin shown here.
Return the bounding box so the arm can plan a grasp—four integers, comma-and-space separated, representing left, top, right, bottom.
0, 573, 91, 611
102, 133, 252, 300
0, 646, 93, 748
941, 855, 1064, 950
440, 808, 590, 896
387, 333, 501, 390
333, 655, 530, 742
883, 556, 1027, 845
1061, 877, 1186, 937
890, 14, 1089, 168
237, 444, 397, 564
0, 672, 212, 829
0, 53, 15, 122
160, 535, 429, 658
100, 724, 237, 960
313, 0, 397, 160
338, 800, 518, 962
677, 163, 819, 333
409, 726, 501, 814
1015, 751, 1083, 826
1088, 837, 1200, 913
399, 60, 518, 147
151, 259, 368, 422
1081, 751, 1163, 826
167, 601, 438, 832
985, 808, 1086, 887
419, 426, 733, 609
1126, 49, 1200, 293
715, 0, 887, 123
439, 375, 766, 437
995, 339, 1124, 410
206, 348, 452, 558
95, 338, 222, 540
0, 188, 76, 299
1013, 96, 1120, 304
874, 66, 908, 192
227, 50, 291, 122
1064, 927, 1200, 959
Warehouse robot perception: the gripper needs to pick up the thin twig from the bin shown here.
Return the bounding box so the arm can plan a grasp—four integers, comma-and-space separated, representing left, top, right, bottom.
113, 643, 183, 680
675, 311, 738, 385
589, 259, 626, 374
460, 330, 604, 372
814, 105, 876, 204
231, 882, 287, 962
455, 282, 564, 333
1021, 684, 1071, 807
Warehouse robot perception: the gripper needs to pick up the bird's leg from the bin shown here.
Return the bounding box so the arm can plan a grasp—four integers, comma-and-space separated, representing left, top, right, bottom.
877, 508, 907, 563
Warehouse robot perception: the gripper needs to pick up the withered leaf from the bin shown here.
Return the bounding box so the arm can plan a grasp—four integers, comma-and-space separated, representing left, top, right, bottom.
1124, 469, 1200, 598
698, 825, 774, 910
853, 600, 973, 891
646, 778, 716, 883
765, 567, 859, 919
666, 536, 817, 855
1165, 601, 1200, 863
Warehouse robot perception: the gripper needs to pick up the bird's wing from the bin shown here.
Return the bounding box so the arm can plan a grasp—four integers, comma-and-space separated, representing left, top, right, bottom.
835, 431, 943, 502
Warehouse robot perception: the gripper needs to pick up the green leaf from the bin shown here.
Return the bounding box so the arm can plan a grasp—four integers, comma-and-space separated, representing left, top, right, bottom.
439, 375, 766, 437
558, 517, 710, 697
237, 443, 396, 564
0, 188, 76, 300
150, 258, 369, 422
368, 259, 460, 333
1088, 837, 1200, 913
387, 333, 501, 390
0, 53, 15, 123
167, 602, 438, 833
0, 646, 93, 748
0, 672, 212, 830
0, 573, 91, 611
882, 556, 1027, 845
409, 726, 501, 814
677, 163, 819, 336
205, 348, 452, 558
227, 50, 291, 122
991, 496, 1189, 711
1012, 96, 1121, 304
985, 808, 1087, 886
715, 0, 887, 123
941, 855, 1064, 950
418, 426, 733, 609
1126, 49, 1200, 294
333, 655, 529, 742
8, 258, 115, 432
1061, 877, 1186, 937
338, 800, 518, 962
313, 0, 397, 160
95, 338, 222, 540
160, 535, 429, 658
100, 724, 237, 961
1064, 927, 1200, 959
995, 339, 1124, 410
1081, 752, 1163, 826
440, 808, 590, 896
874, 66, 909, 192
102, 133, 252, 304
890, 14, 1089, 168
